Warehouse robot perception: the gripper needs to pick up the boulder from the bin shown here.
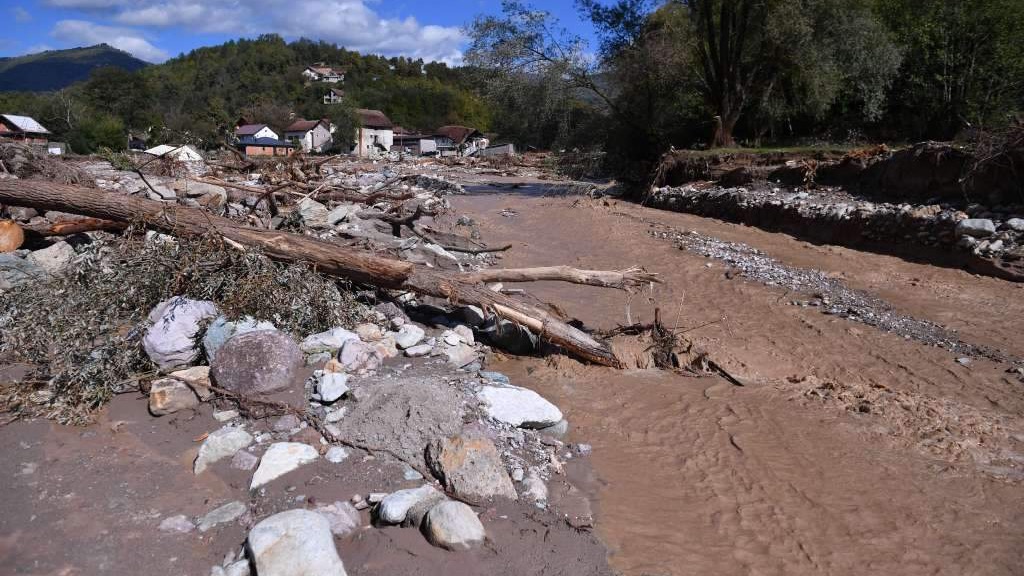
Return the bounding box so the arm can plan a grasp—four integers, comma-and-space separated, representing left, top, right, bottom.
1005, 218, 1024, 232
26, 240, 75, 274
0, 253, 41, 289
246, 509, 347, 576
956, 218, 996, 238
338, 339, 383, 372
355, 323, 385, 342
148, 378, 199, 416
203, 316, 276, 362
442, 343, 478, 368
143, 297, 219, 371
296, 198, 330, 228
198, 501, 248, 532
394, 324, 426, 349
426, 434, 517, 502
195, 426, 254, 474
478, 385, 562, 429
311, 370, 349, 403
211, 330, 303, 395
326, 203, 359, 226
404, 344, 432, 358
168, 365, 213, 400
300, 327, 359, 354
376, 485, 444, 525
423, 501, 485, 551
314, 501, 361, 537
250, 442, 319, 489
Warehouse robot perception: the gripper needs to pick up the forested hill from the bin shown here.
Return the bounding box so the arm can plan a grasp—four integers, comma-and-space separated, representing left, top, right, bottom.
0, 44, 148, 92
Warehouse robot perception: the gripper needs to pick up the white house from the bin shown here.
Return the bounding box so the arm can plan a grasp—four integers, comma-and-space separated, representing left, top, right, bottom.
284, 118, 333, 153
354, 109, 394, 158
323, 88, 345, 105
235, 123, 279, 143
433, 126, 489, 157
302, 64, 345, 83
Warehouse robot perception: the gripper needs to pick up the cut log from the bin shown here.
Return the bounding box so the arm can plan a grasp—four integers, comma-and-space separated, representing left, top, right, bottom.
460, 266, 659, 289
24, 217, 127, 237
0, 180, 642, 367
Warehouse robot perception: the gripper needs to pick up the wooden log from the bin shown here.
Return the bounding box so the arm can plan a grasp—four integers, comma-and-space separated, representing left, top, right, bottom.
0, 180, 629, 367
461, 265, 659, 289
23, 217, 127, 237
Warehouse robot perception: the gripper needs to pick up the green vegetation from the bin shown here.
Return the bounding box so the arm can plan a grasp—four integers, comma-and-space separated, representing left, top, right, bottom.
0, 44, 149, 92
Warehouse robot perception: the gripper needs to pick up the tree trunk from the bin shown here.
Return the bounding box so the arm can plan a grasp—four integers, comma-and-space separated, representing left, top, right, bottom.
0, 180, 634, 368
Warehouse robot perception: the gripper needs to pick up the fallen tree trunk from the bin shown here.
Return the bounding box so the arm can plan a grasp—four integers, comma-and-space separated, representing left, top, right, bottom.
0, 180, 647, 367
24, 217, 127, 237
462, 265, 659, 289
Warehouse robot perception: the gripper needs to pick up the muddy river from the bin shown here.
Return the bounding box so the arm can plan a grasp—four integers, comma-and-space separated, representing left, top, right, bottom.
454, 192, 1024, 576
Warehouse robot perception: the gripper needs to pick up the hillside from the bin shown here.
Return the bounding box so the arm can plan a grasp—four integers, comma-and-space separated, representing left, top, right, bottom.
0, 44, 149, 92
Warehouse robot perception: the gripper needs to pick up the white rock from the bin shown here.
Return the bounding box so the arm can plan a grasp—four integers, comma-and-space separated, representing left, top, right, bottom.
424, 501, 485, 551
312, 371, 349, 403
25, 241, 75, 274
213, 409, 240, 422
338, 339, 383, 372
956, 218, 996, 238
222, 561, 250, 576
1006, 218, 1024, 232
198, 501, 247, 532
314, 501, 361, 537
159, 514, 195, 533
143, 297, 219, 371
521, 470, 548, 504
251, 442, 319, 488
404, 344, 432, 357
442, 331, 462, 346
300, 327, 359, 354
478, 385, 563, 428
195, 426, 253, 474
443, 343, 478, 368
246, 509, 347, 576
169, 365, 213, 400
453, 325, 475, 345
394, 324, 426, 349
325, 446, 350, 463
377, 485, 443, 525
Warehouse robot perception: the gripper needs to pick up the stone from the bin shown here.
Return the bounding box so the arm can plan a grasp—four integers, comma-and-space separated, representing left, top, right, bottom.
956, 218, 996, 238
426, 434, 517, 501
195, 426, 254, 474
300, 327, 359, 354
7, 206, 38, 221
404, 344, 432, 358
521, 470, 548, 504
367, 493, 387, 504
246, 509, 347, 576
213, 409, 239, 422
478, 371, 510, 386
169, 365, 213, 400
443, 343, 478, 368
376, 485, 444, 525
296, 198, 330, 229
251, 442, 319, 489
325, 446, 349, 463
314, 501, 361, 537
311, 371, 350, 403
326, 203, 358, 226
443, 332, 462, 346
148, 378, 199, 416
198, 501, 248, 532
374, 302, 405, 321
453, 325, 475, 345
159, 514, 195, 534
203, 316, 276, 362
424, 501, 485, 551
338, 339, 383, 372
220, 561, 250, 576
394, 324, 425, 349
272, 414, 301, 432
0, 253, 42, 290
143, 297, 219, 371
1005, 218, 1024, 232
371, 335, 399, 359
211, 330, 303, 395
355, 323, 385, 342
231, 450, 259, 471
25, 241, 75, 274
478, 385, 563, 429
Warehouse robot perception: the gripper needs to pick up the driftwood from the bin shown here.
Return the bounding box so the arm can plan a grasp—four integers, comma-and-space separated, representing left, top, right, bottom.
24, 217, 127, 237
0, 180, 659, 368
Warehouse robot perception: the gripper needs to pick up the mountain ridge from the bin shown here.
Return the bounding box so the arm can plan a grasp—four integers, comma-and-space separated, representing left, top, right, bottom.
0, 44, 150, 92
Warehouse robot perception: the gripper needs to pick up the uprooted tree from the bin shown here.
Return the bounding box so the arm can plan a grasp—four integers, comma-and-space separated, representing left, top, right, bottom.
0, 180, 659, 368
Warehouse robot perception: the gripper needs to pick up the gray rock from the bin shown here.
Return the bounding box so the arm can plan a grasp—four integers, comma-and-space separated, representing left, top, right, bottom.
0, 253, 42, 290
25, 241, 75, 274
195, 426, 254, 474
394, 324, 426, 349
158, 514, 195, 533
203, 316, 276, 362
478, 385, 563, 429
1005, 218, 1024, 232
374, 302, 405, 321
198, 501, 248, 532
296, 198, 330, 228
478, 371, 511, 386
246, 509, 347, 576
956, 218, 996, 238
211, 330, 303, 395
272, 414, 301, 432
314, 501, 361, 537
453, 325, 474, 345
219, 561, 250, 576
300, 327, 359, 354
231, 450, 259, 471
143, 297, 219, 371
520, 470, 548, 504
168, 366, 213, 400
487, 318, 536, 354
213, 409, 240, 422
148, 378, 199, 416
7, 206, 38, 221
427, 434, 517, 502
443, 343, 478, 368
251, 442, 319, 488
404, 344, 432, 357
377, 485, 444, 525
424, 501, 485, 551
338, 339, 383, 372
325, 446, 349, 463
312, 371, 349, 403
326, 203, 358, 226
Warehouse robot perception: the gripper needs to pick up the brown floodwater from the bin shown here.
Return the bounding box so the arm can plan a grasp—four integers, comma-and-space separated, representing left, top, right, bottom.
454, 193, 1024, 576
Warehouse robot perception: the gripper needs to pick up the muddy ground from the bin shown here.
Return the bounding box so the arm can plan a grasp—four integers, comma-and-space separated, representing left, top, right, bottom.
448, 192, 1024, 576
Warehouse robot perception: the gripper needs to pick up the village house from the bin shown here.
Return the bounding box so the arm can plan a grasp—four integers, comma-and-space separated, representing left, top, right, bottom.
354, 109, 394, 158
235, 123, 280, 143
391, 127, 437, 156
0, 114, 50, 144
302, 63, 345, 83
284, 118, 333, 153
433, 125, 488, 157
323, 88, 345, 105
239, 137, 294, 157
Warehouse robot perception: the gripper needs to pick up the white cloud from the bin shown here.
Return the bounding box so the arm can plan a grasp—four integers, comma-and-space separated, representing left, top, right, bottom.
48, 0, 467, 64
13, 6, 32, 22
50, 20, 170, 62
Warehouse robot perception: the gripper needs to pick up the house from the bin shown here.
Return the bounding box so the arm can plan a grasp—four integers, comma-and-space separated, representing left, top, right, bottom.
235, 123, 279, 143
433, 125, 488, 157
354, 109, 394, 158
323, 88, 345, 105
0, 114, 50, 144
477, 142, 515, 157
302, 64, 345, 83
391, 127, 436, 156
239, 137, 294, 157
284, 118, 333, 153
144, 144, 204, 162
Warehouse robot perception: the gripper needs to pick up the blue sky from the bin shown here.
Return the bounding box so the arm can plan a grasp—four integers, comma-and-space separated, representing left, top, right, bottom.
2, 0, 597, 64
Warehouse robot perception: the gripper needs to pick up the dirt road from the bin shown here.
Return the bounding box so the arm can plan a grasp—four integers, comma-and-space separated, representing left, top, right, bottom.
453, 193, 1024, 576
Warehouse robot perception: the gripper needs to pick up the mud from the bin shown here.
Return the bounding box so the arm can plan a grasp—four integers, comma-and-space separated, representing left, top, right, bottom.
451, 192, 1024, 575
